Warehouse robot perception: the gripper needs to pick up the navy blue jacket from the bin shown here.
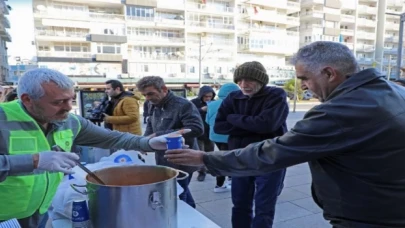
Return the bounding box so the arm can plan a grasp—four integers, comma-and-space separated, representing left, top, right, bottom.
214, 86, 288, 150
191, 86, 216, 141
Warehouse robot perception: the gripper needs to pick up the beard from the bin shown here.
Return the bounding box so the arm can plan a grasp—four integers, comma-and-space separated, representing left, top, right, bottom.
31, 102, 69, 123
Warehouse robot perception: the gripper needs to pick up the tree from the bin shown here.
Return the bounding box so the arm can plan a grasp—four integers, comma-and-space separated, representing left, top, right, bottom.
283, 78, 303, 100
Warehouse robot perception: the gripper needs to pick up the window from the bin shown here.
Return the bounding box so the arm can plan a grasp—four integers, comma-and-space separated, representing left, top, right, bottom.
54, 46, 64, 51
126, 5, 154, 19
97, 43, 121, 54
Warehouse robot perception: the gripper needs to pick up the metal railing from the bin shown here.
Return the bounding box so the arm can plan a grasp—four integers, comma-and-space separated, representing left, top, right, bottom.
341, 14, 355, 22
37, 51, 92, 58
129, 54, 185, 61
187, 2, 234, 13
128, 35, 185, 43
341, 29, 354, 34
34, 10, 125, 21
35, 30, 88, 38
187, 21, 235, 30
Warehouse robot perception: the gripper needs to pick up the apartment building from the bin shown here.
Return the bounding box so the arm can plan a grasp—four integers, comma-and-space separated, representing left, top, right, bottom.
383, 0, 405, 78
236, 0, 300, 82
31, 0, 298, 85
299, 0, 405, 78
0, 0, 11, 84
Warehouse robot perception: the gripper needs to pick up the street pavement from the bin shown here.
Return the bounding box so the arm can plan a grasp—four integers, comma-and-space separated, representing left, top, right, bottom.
142, 101, 332, 228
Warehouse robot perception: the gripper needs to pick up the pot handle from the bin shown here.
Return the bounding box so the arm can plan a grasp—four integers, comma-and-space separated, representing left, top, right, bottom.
70, 184, 88, 195
176, 170, 189, 181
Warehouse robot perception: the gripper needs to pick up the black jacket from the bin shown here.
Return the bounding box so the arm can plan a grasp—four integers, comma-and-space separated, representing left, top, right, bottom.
191, 86, 216, 141
214, 86, 288, 149
204, 69, 405, 227
145, 91, 204, 173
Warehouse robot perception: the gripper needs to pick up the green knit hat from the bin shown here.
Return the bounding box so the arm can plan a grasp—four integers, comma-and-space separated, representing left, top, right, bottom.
233, 61, 269, 85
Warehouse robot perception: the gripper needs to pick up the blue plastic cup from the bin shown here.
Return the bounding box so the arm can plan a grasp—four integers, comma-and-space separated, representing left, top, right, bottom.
166, 134, 183, 149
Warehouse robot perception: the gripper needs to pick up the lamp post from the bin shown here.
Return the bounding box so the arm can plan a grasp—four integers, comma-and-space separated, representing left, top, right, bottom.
386, 12, 405, 80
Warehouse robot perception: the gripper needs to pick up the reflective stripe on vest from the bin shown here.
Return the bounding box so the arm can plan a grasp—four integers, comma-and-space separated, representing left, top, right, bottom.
0, 101, 81, 220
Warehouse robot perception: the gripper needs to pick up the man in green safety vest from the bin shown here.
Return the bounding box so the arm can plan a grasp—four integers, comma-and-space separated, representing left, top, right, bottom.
0, 68, 183, 227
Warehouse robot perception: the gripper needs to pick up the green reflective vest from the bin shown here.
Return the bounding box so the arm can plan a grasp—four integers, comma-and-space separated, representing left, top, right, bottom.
0, 101, 81, 220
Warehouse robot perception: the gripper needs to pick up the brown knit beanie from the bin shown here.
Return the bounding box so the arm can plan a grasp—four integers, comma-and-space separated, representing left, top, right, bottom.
233, 61, 269, 85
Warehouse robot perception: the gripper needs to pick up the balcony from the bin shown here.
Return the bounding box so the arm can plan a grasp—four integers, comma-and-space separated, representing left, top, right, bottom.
33, 10, 125, 22
1, 30, 11, 42
356, 44, 375, 52
37, 51, 92, 58
358, 6, 377, 15
188, 38, 235, 50
238, 36, 298, 55
241, 25, 283, 34
341, 42, 354, 49
187, 2, 234, 14
2, 17, 10, 29
95, 54, 122, 62
128, 53, 185, 62
301, 0, 324, 5
244, 9, 287, 24
385, 22, 400, 31
286, 16, 300, 27
341, 14, 355, 23
157, 0, 185, 10
357, 31, 376, 40
90, 34, 127, 43
357, 57, 373, 65
340, 29, 354, 36
300, 10, 324, 20
357, 18, 376, 28
340, 0, 356, 9
384, 47, 400, 55
187, 21, 235, 33
387, 0, 403, 7
35, 30, 88, 42
128, 35, 185, 46
299, 24, 323, 30
127, 16, 185, 28
244, 0, 288, 9
385, 36, 399, 43
287, 1, 300, 14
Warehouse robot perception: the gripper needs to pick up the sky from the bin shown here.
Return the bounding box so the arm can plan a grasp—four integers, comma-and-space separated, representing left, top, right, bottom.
6, 0, 36, 64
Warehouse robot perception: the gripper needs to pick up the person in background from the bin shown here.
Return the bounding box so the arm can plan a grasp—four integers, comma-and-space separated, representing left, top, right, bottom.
0, 87, 15, 103
137, 76, 204, 208
143, 100, 151, 124
0, 68, 184, 228
4, 88, 18, 102
103, 80, 142, 136
191, 85, 216, 181
205, 83, 240, 193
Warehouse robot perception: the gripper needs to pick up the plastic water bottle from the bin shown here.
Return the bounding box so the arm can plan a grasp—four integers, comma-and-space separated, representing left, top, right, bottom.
72, 199, 92, 228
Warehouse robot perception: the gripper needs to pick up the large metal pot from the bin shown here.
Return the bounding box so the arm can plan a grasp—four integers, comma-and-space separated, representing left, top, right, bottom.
71, 165, 188, 228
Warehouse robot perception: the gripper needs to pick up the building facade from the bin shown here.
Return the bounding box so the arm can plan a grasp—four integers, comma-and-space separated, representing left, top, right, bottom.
0, 0, 11, 84
299, 0, 405, 78
31, 0, 298, 85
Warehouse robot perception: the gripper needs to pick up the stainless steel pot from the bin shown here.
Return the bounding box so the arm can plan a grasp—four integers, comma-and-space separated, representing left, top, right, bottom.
71, 165, 188, 228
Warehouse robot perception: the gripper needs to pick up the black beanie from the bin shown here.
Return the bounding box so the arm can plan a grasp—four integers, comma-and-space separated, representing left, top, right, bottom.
233, 61, 269, 85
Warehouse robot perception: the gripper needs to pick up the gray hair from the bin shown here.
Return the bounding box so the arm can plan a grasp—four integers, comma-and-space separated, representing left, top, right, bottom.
17, 68, 74, 100
290, 41, 359, 76
136, 76, 166, 91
